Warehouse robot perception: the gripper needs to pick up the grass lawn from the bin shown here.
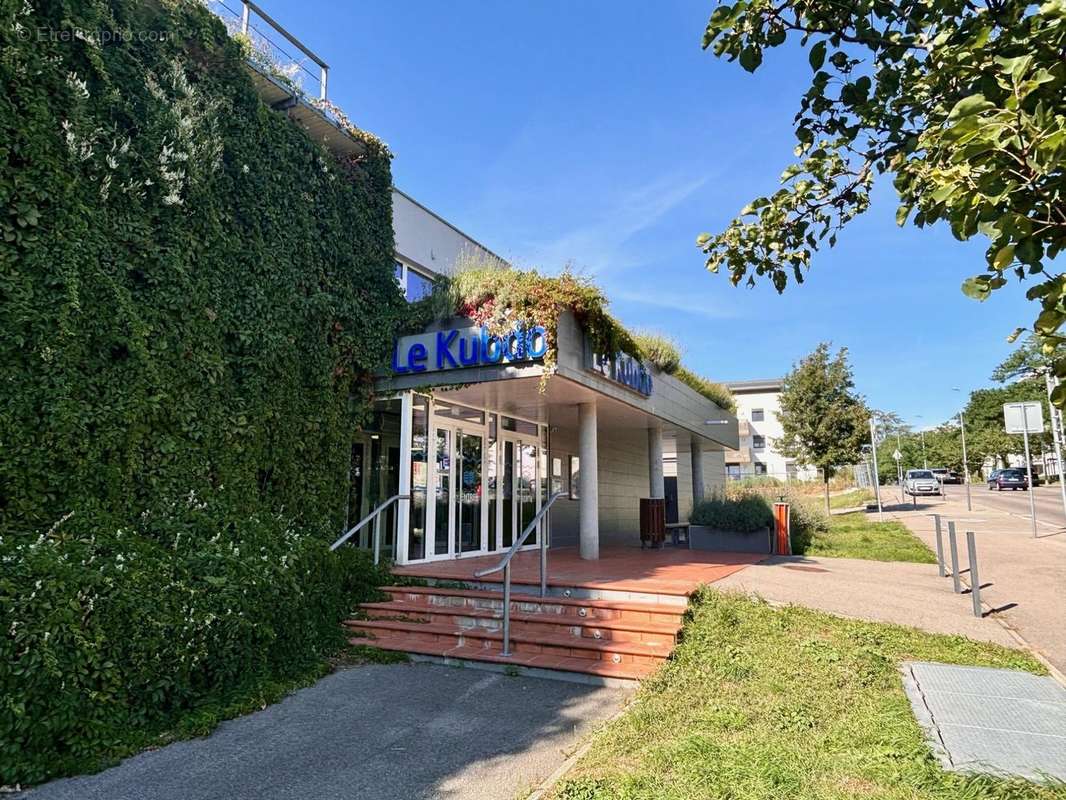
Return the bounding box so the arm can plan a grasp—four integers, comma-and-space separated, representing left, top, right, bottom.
553, 591, 1064, 800
802, 512, 937, 563
829, 489, 875, 510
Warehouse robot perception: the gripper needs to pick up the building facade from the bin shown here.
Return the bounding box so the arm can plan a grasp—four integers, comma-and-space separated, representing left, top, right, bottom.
219, 2, 735, 567
722, 379, 817, 482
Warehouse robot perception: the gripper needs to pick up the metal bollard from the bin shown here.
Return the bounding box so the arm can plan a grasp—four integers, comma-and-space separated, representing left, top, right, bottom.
947, 521, 961, 594
933, 514, 946, 577
966, 531, 982, 617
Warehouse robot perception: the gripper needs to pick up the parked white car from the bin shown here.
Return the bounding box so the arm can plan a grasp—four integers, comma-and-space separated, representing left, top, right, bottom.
905, 469, 942, 496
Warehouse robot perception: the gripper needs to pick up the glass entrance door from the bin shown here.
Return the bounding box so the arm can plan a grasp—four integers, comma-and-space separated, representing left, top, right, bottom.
498, 435, 539, 550
432, 428, 452, 558
456, 431, 483, 554
429, 422, 486, 559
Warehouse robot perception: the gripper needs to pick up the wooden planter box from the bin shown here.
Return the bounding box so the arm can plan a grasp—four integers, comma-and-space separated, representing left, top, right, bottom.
689, 525, 773, 555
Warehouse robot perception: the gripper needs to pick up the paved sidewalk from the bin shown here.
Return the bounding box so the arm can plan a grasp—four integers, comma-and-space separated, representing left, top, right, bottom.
880, 494, 1066, 677
902, 661, 1066, 782
21, 663, 628, 800
714, 554, 1017, 648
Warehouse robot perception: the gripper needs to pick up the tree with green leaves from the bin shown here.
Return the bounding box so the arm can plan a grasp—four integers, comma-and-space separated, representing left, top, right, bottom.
963, 381, 1051, 469
778, 343, 869, 511
990, 333, 1066, 382
698, 1, 1066, 398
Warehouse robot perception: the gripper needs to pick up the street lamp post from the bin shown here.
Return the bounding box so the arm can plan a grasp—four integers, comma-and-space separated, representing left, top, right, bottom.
953, 388, 972, 512
959, 412, 972, 512
868, 417, 883, 521
915, 415, 928, 469
896, 431, 905, 503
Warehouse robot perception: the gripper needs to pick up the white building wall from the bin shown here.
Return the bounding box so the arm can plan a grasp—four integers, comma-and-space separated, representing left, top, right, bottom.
728, 386, 818, 481
392, 188, 505, 277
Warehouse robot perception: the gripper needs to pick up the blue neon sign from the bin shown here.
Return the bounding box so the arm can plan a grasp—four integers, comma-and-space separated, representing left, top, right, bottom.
392, 324, 549, 375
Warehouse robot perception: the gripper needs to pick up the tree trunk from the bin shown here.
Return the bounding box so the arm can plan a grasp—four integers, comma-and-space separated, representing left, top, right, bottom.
823, 470, 830, 515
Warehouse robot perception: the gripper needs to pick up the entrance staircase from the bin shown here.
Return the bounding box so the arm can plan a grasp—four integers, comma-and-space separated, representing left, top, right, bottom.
344, 584, 685, 682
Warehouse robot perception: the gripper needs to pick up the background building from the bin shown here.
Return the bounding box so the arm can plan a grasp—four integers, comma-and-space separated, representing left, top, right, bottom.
723, 379, 818, 482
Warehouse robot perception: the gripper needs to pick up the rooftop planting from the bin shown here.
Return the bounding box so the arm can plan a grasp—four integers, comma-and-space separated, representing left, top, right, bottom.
412, 261, 736, 412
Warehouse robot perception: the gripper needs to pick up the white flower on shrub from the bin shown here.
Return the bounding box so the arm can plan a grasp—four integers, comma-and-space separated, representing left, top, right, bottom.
66, 71, 89, 100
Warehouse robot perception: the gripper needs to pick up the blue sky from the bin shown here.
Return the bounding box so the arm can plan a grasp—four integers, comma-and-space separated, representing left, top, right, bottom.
251, 0, 1036, 427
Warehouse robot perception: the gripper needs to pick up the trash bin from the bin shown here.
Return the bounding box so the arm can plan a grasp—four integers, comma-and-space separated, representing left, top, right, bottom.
772, 501, 791, 555
640, 498, 666, 549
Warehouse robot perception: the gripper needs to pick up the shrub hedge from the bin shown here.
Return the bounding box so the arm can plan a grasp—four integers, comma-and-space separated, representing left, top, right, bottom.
723, 485, 830, 552
690, 494, 774, 533
1, 0, 404, 784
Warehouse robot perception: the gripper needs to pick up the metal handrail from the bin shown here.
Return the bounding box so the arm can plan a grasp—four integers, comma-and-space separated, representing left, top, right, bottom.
240, 0, 330, 99
329, 494, 409, 563
474, 492, 565, 657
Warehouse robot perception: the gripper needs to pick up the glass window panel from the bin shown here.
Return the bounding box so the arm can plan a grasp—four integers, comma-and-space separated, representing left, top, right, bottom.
502, 417, 538, 436
487, 416, 497, 552
551, 456, 564, 496
520, 443, 537, 545
406, 268, 435, 301
569, 455, 580, 500
502, 441, 515, 548
434, 429, 451, 556
458, 432, 483, 553
408, 396, 428, 560
434, 400, 484, 426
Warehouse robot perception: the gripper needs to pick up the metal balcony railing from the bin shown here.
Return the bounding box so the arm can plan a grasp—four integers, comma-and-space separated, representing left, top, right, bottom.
207, 0, 329, 101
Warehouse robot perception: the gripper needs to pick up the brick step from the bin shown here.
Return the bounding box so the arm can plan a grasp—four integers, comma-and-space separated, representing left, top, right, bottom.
357, 632, 657, 681
359, 601, 680, 644
381, 585, 686, 626
345, 618, 670, 667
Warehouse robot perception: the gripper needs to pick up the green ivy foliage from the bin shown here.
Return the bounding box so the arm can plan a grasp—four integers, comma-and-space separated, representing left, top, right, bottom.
1, 0, 404, 784
697, 0, 1066, 395
632, 332, 737, 413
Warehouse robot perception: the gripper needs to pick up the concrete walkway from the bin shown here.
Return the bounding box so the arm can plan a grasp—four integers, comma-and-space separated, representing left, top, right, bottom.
713, 554, 1018, 647
716, 492, 1066, 678
21, 663, 628, 800
880, 493, 1066, 677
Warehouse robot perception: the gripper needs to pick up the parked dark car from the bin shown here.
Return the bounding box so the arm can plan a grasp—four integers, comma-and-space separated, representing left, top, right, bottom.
988, 468, 1029, 491
931, 468, 962, 485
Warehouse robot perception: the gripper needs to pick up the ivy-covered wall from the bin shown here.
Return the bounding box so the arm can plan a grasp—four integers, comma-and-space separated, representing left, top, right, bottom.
1, 0, 406, 783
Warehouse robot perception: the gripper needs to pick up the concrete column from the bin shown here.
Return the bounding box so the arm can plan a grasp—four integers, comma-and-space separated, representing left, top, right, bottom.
648, 425, 664, 499
690, 435, 705, 505
578, 401, 599, 560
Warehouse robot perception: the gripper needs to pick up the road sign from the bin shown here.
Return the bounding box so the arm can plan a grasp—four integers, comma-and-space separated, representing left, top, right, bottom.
1003, 402, 1044, 435
1003, 401, 1041, 538
892, 449, 902, 461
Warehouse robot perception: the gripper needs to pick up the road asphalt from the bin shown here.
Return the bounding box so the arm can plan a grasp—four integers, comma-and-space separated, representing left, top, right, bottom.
20, 663, 628, 800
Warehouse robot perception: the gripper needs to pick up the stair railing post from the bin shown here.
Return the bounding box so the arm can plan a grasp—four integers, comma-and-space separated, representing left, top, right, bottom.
501, 562, 512, 657
539, 519, 548, 598
373, 513, 381, 565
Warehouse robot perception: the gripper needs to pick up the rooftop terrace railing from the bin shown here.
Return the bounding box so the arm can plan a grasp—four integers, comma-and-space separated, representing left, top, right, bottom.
207, 0, 329, 101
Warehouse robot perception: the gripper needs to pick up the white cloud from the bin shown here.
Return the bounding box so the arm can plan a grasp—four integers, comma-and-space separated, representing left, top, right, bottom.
524, 171, 712, 275
609, 287, 742, 321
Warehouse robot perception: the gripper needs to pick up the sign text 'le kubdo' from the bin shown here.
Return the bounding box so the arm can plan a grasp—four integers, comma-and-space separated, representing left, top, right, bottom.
392, 323, 549, 375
